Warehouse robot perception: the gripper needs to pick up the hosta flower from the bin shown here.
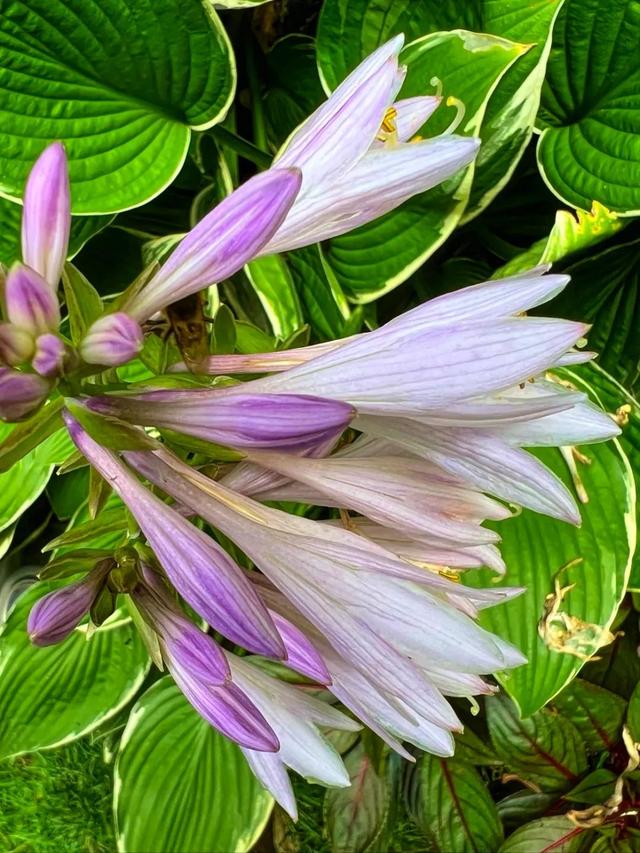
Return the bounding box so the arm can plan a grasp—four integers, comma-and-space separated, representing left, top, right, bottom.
79, 312, 144, 366
124, 35, 477, 321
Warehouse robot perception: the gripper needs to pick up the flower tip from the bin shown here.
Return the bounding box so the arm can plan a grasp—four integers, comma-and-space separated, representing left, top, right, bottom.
80, 312, 143, 366
388, 32, 405, 53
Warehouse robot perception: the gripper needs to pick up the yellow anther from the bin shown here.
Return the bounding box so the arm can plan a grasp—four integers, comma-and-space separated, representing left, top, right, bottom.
438, 567, 461, 582
380, 106, 397, 134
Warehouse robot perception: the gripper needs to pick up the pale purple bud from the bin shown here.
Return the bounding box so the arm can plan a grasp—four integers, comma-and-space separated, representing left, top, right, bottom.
125, 168, 302, 323
5, 264, 60, 335
27, 562, 110, 646
0, 367, 51, 421
0, 323, 34, 366
21, 142, 71, 289
32, 333, 66, 377
79, 312, 143, 366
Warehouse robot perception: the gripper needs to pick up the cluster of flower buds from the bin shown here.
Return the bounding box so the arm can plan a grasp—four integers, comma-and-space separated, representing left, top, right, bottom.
0, 144, 143, 422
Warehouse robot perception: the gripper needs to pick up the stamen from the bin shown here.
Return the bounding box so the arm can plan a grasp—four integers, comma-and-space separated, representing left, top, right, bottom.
429, 76, 443, 98
376, 106, 398, 144
442, 96, 466, 135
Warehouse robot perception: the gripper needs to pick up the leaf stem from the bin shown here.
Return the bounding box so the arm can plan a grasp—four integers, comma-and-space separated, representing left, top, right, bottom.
206, 126, 271, 170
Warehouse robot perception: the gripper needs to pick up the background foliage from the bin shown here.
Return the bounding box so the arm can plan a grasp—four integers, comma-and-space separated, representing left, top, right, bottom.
1, 0, 640, 850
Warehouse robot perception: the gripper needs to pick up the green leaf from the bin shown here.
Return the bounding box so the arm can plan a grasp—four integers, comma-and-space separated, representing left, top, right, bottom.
578, 365, 640, 590
0, 196, 112, 268
454, 726, 503, 767
288, 245, 361, 340
0, 420, 73, 533
551, 238, 640, 392
499, 816, 591, 852
264, 35, 324, 150
0, 0, 235, 214
0, 398, 64, 473
245, 254, 303, 339
114, 678, 273, 853
322, 31, 525, 302
61, 263, 104, 345
0, 584, 148, 758
323, 743, 389, 853
496, 791, 556, 828
564, 769, 618, 805
552, 679, 626, 753
47, 468, 89, 521
467, 372, 634, 714
537, 0, 640, 214
406, 753, 503, 852
66, 402, 160, 452
487, 694, 588, 793
316, 0, 561, 221
627, 681, 640, 743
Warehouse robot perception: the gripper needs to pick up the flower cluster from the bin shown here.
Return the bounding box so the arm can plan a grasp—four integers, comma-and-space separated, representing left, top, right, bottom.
16, 36, 619, 818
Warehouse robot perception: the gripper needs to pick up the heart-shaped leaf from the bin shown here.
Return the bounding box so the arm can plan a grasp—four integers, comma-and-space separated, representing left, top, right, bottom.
537, 0, 640, 213
0, 584, 148, 758
468, 367, 635, 716
0, 0, 235, 214
114, 677, 273, 853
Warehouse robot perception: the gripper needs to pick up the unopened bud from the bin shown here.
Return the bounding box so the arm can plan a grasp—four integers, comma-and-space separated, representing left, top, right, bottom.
80, 313, 143, 366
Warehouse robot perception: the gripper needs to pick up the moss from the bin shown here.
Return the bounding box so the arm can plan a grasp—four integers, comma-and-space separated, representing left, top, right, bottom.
0, 738, 114, 853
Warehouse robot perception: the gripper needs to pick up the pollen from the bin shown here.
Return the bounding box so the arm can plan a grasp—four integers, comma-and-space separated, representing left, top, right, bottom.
376, 107, 398, 143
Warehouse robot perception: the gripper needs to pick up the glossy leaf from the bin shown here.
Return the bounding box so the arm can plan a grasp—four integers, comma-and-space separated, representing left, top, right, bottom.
114, 678, 273, 853
288, 245, 362, 340
406, 752, 503, 852
486, 694, 588, 793
564, 769, 618, 805
0, 422, 73, 533
0, 0, 235, 214
245, 255, 303, 339
0, 584, 148, 758
321, 31, 525, 302
468, 370, 634, 715
627, 680, 640, 743
324, 742, 389, 853
552, 679, 626, 753
537, 0, 640, 213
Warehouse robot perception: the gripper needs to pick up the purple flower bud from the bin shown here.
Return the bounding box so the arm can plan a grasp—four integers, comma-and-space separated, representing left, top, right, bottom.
27, 562, 111, 646
5, 264, 60, 336
21, 142, 71, 290
0, 367, 51, 421
79, 313, 143, 366
32, 333, 66, 377
0, 323, 34, 366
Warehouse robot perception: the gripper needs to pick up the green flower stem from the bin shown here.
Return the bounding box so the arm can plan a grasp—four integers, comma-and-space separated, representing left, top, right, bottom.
206, 126, 271, 170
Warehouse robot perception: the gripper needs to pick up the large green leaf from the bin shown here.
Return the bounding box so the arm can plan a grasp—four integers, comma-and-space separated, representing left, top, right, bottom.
537, 0, 640, 214
580, 365, 640, 591
468, 369, 635, 716
487, 695, 588, 793
406, 752, 503, 852
0, 422, 73, 533
322, 31, 524, 302
0, 0, 235, 214
316, 0, 562, 222
550, 238, 640, 392
0, 196, 112, 268
0, 584, 148, 758
114, 678, 273, 853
